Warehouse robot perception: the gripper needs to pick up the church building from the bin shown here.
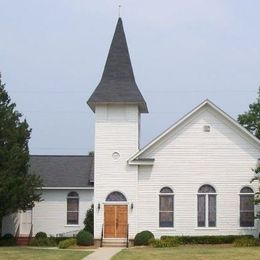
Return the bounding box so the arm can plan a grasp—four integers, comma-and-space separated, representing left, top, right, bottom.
2, 18, 260, 246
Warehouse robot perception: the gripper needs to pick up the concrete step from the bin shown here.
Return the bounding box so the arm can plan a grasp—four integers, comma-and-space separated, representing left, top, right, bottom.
16, 236, 31, 246
102, 239, 127, 247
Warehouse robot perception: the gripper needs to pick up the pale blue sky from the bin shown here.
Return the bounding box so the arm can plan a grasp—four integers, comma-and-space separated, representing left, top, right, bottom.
0, 0, 259, 155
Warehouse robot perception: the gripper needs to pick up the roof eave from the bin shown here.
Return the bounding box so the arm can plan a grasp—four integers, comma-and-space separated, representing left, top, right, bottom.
128, 99, 260, 162
87, 101, 148, 113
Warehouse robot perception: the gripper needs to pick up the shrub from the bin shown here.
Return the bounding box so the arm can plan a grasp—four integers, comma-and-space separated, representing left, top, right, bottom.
58, 238, 77, 249
52, 237, 72, 244
134, 231, 154, 246
30, 237, 57, 247
149, 237, 181, 247
2, 234, 14, 240
84, 204, 94, 234
233, 237, 257, 247
0, 233, 16, 246
161, 235, 254, 245
76, 230, 94, 246
35, 232, 48, 239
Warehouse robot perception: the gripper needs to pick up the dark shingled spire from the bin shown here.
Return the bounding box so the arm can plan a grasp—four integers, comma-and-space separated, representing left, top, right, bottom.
87, 18, 148, 113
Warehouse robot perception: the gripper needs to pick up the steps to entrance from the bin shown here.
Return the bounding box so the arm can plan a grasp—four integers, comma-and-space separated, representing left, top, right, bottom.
102, 238, 127, 247
16, 235, 31, 246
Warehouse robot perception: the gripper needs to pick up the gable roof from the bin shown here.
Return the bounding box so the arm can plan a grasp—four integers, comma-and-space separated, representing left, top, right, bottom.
29, 155, 94, 188
87, 18, 148, 113
128, 99, 260, 164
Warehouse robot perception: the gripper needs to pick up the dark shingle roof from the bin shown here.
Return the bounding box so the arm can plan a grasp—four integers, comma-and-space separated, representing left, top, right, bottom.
29, 155, 94, 187
87, 18, 148, 113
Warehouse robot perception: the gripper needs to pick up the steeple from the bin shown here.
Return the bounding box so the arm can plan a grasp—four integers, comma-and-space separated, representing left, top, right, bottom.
87, 18, 148, 113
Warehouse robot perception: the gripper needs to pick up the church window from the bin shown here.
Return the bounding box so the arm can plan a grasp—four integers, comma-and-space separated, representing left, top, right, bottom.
240, 187, 254, 227
67, 192, 79, 225
159, 187, 174, 227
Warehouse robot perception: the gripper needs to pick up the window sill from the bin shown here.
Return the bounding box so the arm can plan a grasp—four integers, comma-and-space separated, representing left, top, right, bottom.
238, 227, 256, 230
157, 228, 175, 230
64, 225, 80, 227
194, 228, 219, 230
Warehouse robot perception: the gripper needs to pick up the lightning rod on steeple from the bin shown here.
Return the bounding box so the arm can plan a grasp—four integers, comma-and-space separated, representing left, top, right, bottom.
118, 5, 121, 18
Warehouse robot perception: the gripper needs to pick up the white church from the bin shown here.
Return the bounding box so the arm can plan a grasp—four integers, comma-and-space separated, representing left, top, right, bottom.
2, 18, 260, 246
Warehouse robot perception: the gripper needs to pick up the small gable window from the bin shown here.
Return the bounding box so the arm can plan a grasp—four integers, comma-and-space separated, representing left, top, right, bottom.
106, 191, 127, 202
67, 192, 79, 225
159, 187, 174, 228
198, 185, 216, 227
240, 187, 254, 227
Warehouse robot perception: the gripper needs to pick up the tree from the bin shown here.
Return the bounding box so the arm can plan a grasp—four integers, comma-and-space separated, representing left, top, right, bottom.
250, 167, 260, 219
238, 87, 260, 219
0, 74, 42, 234
237, 87, 260, 139
84, 204, 94, 234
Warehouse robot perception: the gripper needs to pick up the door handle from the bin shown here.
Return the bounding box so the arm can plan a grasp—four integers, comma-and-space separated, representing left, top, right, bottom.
116, 218, 118, 228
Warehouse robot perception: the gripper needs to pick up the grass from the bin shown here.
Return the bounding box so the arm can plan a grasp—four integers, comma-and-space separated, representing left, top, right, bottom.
0, 247, 93, 260
112, 245, 260, 260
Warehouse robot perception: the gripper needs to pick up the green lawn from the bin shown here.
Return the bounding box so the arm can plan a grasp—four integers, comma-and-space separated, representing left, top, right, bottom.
0, 247, 93, 260
113, 245, 260, 260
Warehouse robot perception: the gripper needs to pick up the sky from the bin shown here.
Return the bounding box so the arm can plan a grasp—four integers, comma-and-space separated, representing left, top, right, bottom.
0, 0, 260, 155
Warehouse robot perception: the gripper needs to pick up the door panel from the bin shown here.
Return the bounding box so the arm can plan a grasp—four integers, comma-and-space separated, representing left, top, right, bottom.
104, 205, 116, 238
116, 205, 128, 238
20, 210, 32, 235
104, 205, 128, 238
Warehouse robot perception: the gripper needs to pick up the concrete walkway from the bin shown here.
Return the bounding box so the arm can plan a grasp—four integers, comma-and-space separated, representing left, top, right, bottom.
83, 247, 123, 260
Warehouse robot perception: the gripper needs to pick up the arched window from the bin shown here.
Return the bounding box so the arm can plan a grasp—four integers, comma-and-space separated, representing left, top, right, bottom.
159, 187, 174, 227
198, 185, 216, 227
240, 187, 254, 227
106, 191, 127, 202
67, 192, 79, 225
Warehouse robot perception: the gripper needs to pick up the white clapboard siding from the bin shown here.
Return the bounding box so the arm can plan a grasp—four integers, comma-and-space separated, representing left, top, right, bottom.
137, 106, 260, 238
94, 104, 139, 239
2, 213, 20, 236
32, 189, 93, 236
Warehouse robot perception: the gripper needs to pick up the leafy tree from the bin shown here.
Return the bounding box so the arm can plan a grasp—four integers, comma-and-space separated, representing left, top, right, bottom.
84, 204, 94, 234
238, 87, 260, 139
238, 87, 260, 219
250, 167, 260, 219
0, 74, 42, 234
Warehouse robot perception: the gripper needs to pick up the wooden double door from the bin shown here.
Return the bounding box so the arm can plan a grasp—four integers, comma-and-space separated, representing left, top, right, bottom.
104, 205, 128, 238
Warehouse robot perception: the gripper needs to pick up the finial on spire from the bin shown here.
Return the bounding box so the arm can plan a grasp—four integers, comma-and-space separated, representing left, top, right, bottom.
118, 5, 121, 18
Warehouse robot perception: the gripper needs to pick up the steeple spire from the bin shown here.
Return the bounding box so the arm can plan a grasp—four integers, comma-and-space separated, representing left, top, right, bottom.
87, 18, 148, 113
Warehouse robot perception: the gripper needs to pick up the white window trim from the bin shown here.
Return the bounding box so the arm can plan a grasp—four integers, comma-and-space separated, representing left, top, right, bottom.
239, 190, 255, 228
67, 192, 79, 225
197, 193, 217, 228
159, 193, 174, 228
64, 225, 80, 227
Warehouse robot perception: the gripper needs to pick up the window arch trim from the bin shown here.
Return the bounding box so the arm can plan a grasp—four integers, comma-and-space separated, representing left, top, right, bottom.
240, 186, 254, 194
160, 186, 174, 194
198, 184, 216, 193
67, 191, 79, 198
67, 191, 79, 225
106, 191, 127, 202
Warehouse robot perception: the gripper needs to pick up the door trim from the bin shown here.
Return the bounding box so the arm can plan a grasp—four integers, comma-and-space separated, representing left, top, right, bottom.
104, 204, 128, 239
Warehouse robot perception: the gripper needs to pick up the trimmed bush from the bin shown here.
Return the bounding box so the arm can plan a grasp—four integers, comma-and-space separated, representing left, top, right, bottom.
233, 237, 257, 247
52, 237, 72, 244
2, 234, 14, 240
58, 238, 77, 249
0, 234, 16, 246
134, 231, 154, 246
35, 232, 48, 239
30, 237, 57, 247
161, 235, 254, 245
149, 237, 181, 247
76, 230, 94, 246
